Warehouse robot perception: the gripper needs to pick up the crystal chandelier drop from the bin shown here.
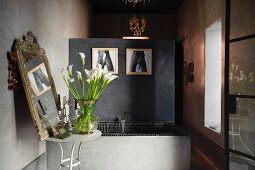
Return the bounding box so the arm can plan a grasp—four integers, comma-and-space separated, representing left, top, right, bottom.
122, 0, 151, 7
129, 15, 146, 37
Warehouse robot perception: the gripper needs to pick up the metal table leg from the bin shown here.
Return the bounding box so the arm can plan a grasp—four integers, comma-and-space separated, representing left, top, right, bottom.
58, 142, 83, 170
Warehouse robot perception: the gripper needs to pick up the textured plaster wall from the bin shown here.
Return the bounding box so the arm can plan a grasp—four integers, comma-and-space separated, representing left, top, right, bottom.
93, 14, 177, 39
0, 0, 92, 169
177, 0, 225, 169
177, 0, 225, 146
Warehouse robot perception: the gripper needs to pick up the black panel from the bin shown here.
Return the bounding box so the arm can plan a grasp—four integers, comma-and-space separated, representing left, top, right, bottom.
88, 0, 183, 14
69, 38, 175, 121
175, 41, 184, 125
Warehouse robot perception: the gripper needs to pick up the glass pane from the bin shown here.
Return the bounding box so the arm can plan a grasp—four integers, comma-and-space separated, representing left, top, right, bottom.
230, 153, 255, 170
229, 98, 255, 156
230, 0, 255, 39
229, 38, 255, 95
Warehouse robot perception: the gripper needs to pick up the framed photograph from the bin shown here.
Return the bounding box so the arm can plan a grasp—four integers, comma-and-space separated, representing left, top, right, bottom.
126, 48, 152, 75
92, 48, 118, 74
28, 63, 51, 96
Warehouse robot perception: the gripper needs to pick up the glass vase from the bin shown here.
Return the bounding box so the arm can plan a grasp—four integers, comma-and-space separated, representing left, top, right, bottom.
73, 100, 99, 134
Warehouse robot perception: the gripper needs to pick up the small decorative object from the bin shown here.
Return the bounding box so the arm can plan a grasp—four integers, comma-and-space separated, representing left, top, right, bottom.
58, 96, 68, 123
229, 63, 255, 94
92, 48, 118, 74
126, 48, 152, 75
61, 52, 118, 134
129, 15, 146, 37
184, 61, 194, 85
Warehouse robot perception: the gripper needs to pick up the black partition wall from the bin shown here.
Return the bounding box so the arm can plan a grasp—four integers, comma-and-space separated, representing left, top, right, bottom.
69, 39, 176, 121
225, 0, 255, 169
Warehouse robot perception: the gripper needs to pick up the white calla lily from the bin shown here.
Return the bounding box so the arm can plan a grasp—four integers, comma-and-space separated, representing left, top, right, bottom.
229, 63, 254, 94
231, 63, 234, 69
107, 75, 118, 82
85, 69, 97, 79
79, 52, 86, 65
67, 65, 73, 78
68, 78, 75, 83
76, 71, 82, 81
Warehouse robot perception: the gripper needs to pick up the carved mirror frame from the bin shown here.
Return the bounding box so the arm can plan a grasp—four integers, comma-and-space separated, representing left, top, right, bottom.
14, 32, 59, 140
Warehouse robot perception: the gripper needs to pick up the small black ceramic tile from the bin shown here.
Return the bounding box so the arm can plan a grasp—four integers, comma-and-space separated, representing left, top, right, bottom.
98, 121, 188, 136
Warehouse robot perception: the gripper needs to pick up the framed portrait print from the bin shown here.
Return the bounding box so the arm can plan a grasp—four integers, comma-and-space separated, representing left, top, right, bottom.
126, 48, 152, 75
92, 48, 118, 74
28, 63, 51, 96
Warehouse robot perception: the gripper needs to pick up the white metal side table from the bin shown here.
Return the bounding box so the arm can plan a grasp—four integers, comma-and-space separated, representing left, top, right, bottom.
46, 130, 102, 170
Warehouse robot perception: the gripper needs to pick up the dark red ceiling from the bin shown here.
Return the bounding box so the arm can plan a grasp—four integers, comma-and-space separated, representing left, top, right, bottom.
88, 0, 183, 14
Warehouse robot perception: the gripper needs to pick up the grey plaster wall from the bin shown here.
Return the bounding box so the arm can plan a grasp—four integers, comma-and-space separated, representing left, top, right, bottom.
0, 0, 92, 169
69, 39, 175, 121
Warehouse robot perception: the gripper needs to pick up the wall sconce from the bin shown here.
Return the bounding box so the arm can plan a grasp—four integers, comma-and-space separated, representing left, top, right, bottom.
184, 61, 194, 85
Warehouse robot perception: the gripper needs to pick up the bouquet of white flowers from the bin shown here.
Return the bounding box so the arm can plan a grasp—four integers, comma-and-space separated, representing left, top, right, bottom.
229, 63, 254, 94
61, 52, 118, 133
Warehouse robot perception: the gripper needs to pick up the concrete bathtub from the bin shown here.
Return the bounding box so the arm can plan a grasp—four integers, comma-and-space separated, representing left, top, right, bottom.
47, 122, 191, 170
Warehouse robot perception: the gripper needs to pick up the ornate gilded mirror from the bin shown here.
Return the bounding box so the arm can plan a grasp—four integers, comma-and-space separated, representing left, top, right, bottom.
14, 32, 60, 140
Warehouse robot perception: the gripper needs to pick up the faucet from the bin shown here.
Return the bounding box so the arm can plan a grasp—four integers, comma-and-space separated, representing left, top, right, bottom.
120, 119, 126, 134
115, 116, 128, 133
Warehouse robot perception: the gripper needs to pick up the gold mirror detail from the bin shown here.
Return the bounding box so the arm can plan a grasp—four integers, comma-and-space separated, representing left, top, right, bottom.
14, 32, 59, 140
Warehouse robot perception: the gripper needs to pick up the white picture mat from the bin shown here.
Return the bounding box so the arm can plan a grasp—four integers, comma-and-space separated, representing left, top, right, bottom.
28, 63, 51, 96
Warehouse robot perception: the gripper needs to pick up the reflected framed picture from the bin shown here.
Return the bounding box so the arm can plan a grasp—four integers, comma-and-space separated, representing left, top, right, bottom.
92, 48, 118, 74
28, 63, 51, 96
126, 48, 152, 75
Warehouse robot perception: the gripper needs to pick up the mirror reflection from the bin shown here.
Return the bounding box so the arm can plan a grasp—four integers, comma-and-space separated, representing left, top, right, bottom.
15, 32, 60, 139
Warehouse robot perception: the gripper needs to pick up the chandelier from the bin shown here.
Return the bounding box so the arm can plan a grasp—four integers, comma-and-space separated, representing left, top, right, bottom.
129, 15, 146, 37
122, 0, 151, 7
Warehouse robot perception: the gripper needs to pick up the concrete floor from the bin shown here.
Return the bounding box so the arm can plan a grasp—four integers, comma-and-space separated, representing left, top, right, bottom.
24, 150, 201, 170
23, 149, 255, 170
22, 149, 216, 170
